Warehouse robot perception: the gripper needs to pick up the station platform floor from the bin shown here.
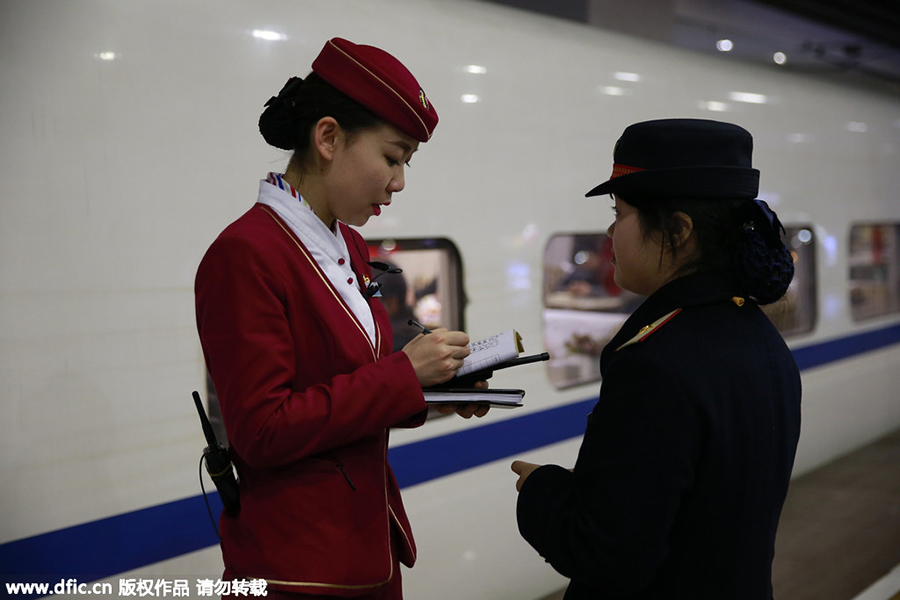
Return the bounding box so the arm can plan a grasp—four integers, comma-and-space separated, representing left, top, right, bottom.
538, 427, 900, 600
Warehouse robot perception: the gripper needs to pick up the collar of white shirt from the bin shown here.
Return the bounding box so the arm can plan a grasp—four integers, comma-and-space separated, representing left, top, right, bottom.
256, 175, 377, 346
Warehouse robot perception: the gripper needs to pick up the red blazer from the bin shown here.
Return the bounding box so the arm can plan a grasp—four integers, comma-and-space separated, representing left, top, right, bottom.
195, 204, 427, 595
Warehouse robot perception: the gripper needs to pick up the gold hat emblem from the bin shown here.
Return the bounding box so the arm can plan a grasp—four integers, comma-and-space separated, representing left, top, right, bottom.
419, 89, 429, 110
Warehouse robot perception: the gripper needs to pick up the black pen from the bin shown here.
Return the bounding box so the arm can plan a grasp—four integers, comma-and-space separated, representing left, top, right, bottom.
408, 319, 433, 335
494, 352, 551, 370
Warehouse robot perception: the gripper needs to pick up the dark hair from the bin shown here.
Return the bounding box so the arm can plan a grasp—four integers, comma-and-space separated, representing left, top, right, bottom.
623, 195, 794, 305
258, 72, 385, 157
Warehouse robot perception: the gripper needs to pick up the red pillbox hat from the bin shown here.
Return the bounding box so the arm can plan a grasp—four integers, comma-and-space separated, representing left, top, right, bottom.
312, 37, 438, 143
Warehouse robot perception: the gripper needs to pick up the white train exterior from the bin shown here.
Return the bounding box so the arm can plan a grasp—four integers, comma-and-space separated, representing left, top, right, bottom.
1, 1, 899, 599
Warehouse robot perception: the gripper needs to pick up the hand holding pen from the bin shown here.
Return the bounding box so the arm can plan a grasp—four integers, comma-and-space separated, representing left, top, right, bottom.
401, 321, 471, 387
402, 320, 490, 419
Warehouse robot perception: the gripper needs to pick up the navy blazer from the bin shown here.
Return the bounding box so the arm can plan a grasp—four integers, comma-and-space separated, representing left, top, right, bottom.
517, 270, 801, 599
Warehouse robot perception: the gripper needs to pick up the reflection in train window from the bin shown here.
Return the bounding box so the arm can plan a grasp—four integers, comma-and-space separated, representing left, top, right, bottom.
763, 225, 817, 336
367, 238, 465, 352
849, 223, 900, 321
543, 233, 640, 390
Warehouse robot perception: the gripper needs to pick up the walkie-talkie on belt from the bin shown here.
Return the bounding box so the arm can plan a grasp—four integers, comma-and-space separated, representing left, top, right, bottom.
192, 391, 240, 515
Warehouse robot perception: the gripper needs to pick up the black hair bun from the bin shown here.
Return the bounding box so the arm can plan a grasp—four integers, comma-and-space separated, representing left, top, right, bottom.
258, 77, 305, 151
739, 225, 795, 305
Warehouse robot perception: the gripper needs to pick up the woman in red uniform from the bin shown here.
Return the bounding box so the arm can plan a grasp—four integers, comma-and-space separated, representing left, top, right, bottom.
195, 38, 484, 599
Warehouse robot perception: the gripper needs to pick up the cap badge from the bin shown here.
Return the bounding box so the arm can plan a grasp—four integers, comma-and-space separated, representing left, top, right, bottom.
419, 89, 429, 110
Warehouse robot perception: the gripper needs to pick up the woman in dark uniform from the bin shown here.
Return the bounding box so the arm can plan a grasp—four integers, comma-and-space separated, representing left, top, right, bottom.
512, 119, 801, 599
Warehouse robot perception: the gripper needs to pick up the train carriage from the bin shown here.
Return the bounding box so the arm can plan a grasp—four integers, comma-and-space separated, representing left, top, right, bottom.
1, 0, 899, 598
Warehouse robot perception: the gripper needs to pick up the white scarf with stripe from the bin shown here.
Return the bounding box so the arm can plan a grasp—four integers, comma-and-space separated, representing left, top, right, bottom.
256, 173, 376, 346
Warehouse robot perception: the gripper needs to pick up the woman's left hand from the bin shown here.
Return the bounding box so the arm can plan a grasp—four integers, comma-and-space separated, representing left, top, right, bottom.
434, 403, 490, 419
432, 379, 490, 418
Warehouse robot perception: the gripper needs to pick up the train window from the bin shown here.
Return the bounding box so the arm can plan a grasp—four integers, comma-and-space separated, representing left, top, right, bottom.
542, 233, 641, 389
762, 225, 817, 336
542, 226, 819, 390
849, 223, 900, 320
367, 238, 465, 352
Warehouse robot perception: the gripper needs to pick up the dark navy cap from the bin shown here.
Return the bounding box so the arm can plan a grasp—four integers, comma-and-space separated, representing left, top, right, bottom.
586, 119, 760, 200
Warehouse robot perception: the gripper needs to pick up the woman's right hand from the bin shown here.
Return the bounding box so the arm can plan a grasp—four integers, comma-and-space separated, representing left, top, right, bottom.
401, 328, 471, 387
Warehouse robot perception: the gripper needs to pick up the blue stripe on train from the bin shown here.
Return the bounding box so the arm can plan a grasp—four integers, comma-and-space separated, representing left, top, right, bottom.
1, 324, 898, 588
791, 324, 900, 370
